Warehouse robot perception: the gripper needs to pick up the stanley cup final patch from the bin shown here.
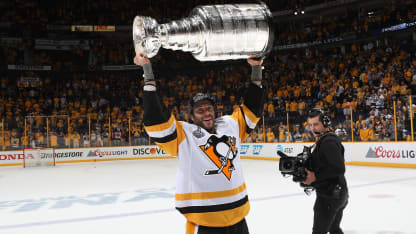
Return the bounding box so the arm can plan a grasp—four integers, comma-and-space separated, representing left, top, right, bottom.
199, 135, 238, 180
192, 126, 205, 138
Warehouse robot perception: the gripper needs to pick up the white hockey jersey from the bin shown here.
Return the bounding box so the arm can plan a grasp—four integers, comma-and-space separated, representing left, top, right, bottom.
145, 104, 260, 227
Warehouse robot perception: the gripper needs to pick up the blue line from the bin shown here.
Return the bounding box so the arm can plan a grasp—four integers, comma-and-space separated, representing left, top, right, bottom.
1, 176, 415, 230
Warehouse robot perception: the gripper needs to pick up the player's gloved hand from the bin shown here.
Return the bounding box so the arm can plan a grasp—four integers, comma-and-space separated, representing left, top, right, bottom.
247, 57, 263, 82
134, 53, 154, 83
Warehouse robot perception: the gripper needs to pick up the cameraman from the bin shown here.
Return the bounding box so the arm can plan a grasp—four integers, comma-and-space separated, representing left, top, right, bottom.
304, 108, 349, 234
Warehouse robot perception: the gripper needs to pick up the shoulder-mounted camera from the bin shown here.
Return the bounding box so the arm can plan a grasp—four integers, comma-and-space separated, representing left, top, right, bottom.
277, 146, 314, 194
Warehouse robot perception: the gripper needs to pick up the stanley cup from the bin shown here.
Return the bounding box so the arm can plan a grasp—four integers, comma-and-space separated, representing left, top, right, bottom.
132, 2, 274, 61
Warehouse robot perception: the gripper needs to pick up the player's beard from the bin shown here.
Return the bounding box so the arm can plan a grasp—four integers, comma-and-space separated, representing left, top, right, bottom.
201, 119, 215, 133
194, 116, 216, 134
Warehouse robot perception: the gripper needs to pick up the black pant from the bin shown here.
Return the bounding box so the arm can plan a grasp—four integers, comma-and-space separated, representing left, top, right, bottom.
197, 218, 249, 234
312, 190, 348, 234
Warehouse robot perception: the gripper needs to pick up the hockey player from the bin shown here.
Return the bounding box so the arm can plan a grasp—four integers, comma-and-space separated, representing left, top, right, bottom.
134, 53, 264, 234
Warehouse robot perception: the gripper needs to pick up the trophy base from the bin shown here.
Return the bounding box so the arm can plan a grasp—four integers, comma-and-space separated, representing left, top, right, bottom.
133, 16, 161, 58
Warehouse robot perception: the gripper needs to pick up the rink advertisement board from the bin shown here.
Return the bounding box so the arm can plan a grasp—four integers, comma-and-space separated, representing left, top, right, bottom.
0, 143, 415, 168
343, 142, 416, 167
239, 142, 309, 160
0, 146, 174, 166
238, 142, 416, 168
238, 142, 416, 167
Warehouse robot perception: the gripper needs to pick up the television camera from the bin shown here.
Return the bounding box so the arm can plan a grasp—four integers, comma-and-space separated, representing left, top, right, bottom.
278, 145, 314, 194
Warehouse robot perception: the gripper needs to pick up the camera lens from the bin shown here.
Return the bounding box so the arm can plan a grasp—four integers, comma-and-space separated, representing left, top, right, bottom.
283, 161, 293, 170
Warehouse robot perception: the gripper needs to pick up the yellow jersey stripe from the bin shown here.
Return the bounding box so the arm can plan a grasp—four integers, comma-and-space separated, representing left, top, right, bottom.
176, 183, 246, 201
230, 108, 248, 141
241, 104, 260, 127
186, 222, 197, 234
155, 121, 186, 156
145, 114, 175, 132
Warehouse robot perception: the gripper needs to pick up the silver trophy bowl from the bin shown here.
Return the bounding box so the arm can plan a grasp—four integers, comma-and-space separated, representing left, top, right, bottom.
133, 2, 274, 61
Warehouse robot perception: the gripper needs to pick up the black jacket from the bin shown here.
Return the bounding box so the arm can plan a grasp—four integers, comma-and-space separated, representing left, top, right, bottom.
308, 132, 347, 194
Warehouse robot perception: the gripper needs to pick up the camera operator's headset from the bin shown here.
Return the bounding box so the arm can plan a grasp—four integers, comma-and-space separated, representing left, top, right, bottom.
308, 108, 331, 128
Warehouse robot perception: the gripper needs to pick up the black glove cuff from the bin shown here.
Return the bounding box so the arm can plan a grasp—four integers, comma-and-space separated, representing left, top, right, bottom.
251, 65, 262, 81
143, 63, 155, 82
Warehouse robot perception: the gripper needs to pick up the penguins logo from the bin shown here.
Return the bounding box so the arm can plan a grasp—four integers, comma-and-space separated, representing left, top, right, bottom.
200, 135, 238, 180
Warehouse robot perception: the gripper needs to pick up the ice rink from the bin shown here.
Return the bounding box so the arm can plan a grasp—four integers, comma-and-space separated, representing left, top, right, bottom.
0, 159, 415, 234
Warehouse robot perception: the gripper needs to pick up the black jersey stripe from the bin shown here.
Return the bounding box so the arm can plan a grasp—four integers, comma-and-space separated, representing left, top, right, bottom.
239, 106, 254, 135
151, 131, 177, 143
176, 196, 248, 214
